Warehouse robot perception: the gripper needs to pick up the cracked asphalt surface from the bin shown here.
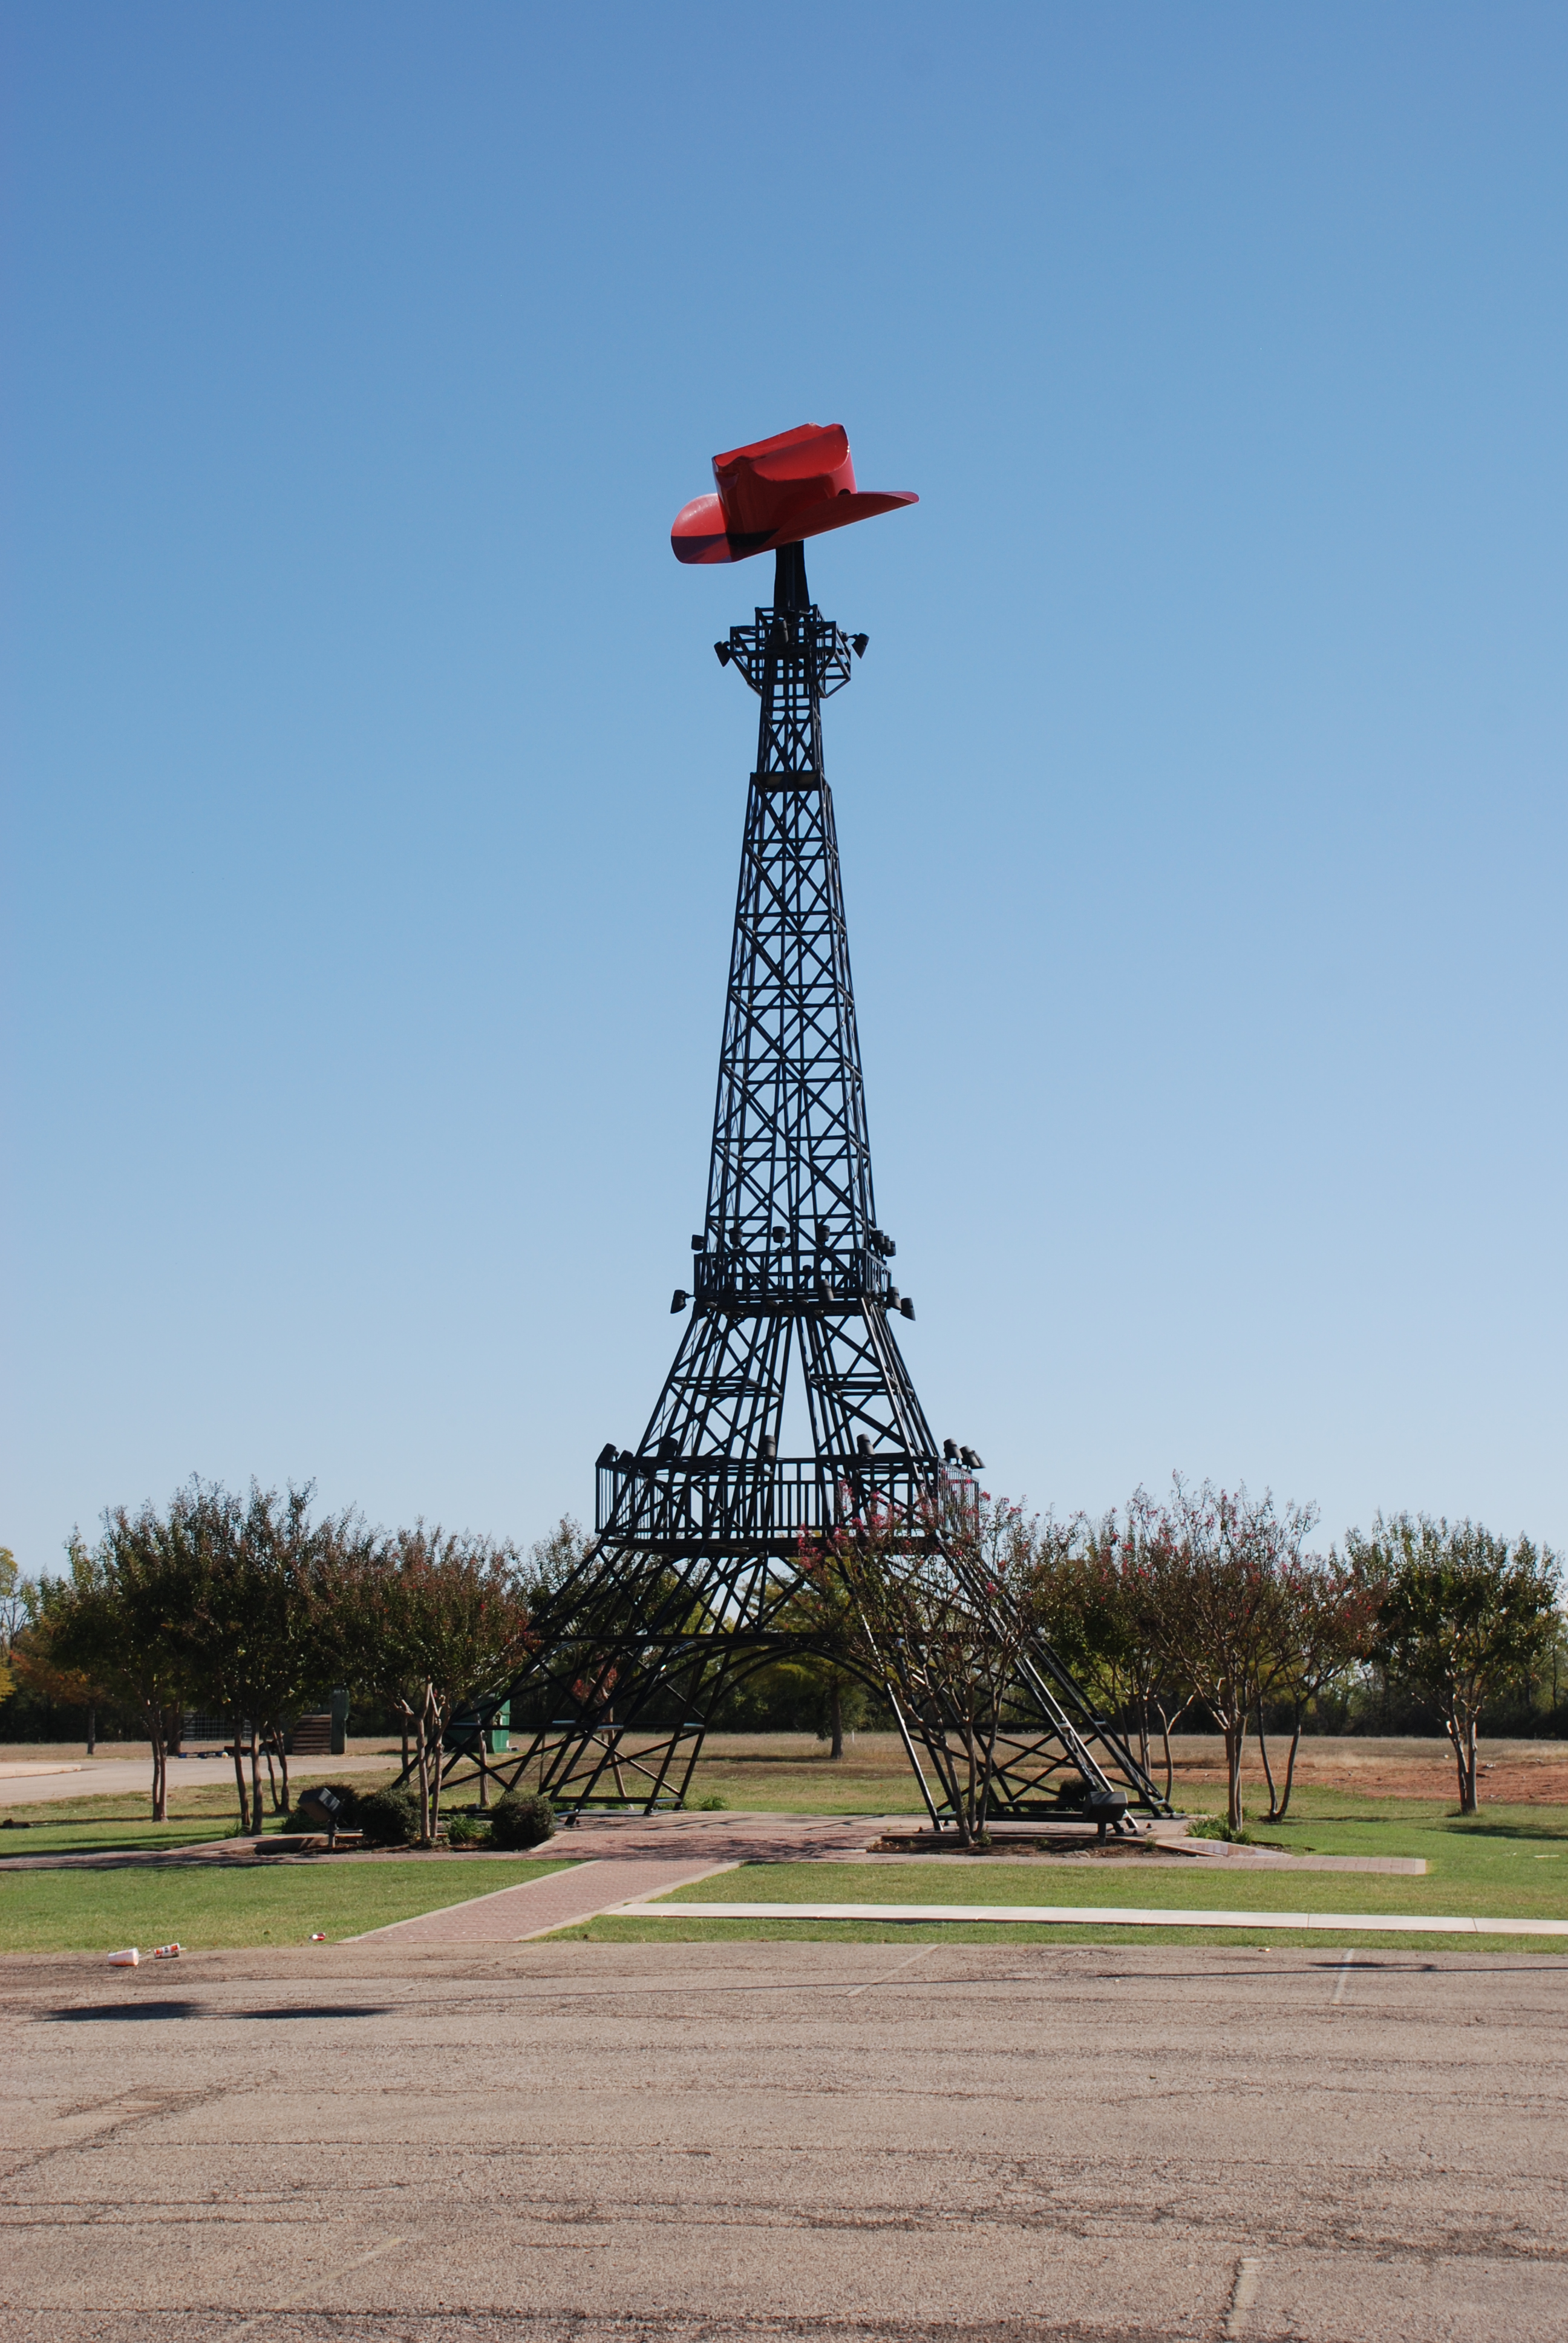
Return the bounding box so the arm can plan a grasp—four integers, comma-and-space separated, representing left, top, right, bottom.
2, 1941, 1564, 2342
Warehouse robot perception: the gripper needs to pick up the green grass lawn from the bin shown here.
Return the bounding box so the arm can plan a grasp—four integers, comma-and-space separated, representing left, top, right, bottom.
1143, 1785, 1568, 1890
0, 1768, 403, 1860
11, 1754, 1567, 1960
445, 1732, 921, 1816
572, 1797, 1568, 1954
0, 1855, 575, 1954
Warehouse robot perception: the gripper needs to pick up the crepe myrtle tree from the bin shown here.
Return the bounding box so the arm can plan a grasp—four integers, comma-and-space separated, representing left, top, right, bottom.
1135, 1476, 1321, 1833
330, 1524, 537, 1845
1081, 1501, 1198, 1805
28, 1515, 198, 1819
179, 1480, 353, 1832
1351, 1515, 1562, 1814
1253, 1551, 1382, 1821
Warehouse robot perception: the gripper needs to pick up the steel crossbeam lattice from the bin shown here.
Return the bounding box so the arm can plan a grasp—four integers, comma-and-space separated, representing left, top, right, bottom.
452, 539, 1169, 1830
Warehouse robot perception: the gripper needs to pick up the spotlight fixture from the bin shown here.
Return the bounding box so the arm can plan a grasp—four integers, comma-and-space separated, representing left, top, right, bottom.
658, 1434, 679, 1461
690, 1233, 704, 1251
959, 1445, 985, 1471
714, 641, 733, 666
597, 1442, 619, 1469
942, 1438, 959, 1463
851, 632, 869, 658
856, 1434, 873, 1458
899, 1297, 915, 1320
760, 1434, 777, 1462
670, 1288, 688, 1313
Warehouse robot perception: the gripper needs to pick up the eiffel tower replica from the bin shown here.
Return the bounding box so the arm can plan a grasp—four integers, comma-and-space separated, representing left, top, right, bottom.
463, 427, 1167, 1830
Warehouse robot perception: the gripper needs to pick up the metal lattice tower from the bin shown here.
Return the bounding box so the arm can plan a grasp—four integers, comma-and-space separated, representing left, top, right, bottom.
459, 541, 1167, 1829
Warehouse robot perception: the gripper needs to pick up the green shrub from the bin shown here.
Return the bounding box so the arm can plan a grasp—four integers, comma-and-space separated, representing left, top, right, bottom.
690, 1793, 728, 1810
443, 1809, 492, 1848
1185, 1815, 1283, 1847
489, 1791, 554, 1849
357, 1784, 421, 1846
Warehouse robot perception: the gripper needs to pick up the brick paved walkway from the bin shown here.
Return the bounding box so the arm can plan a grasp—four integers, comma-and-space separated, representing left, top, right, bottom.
345, 1856, 737, 1944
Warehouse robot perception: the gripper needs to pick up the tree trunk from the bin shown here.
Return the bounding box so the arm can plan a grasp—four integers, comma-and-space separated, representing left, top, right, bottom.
249, 1726, 263, 1837
1225, 1712, 1246, 1831
1256, 1700, 1279, 1821
415, 1698, 434, 1844
263, 1737, 280, 1813
85, 1705, 96, 1757
273, 1732, 290, 1817
427, 1697, 445, 1840
1160, 1710, 1175, 1803
974, 1718, 1000, 1843
1275, 1717, 1303, 1821
829, 1681, 844, 1760
230, 1730, 252, 1834
1448, 1711, 1478, 1814
148, 1710, 168, 1821
949, 1729, 976, 1846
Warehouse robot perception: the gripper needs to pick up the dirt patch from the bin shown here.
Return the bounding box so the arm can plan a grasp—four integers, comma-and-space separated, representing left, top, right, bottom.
1168, 1749, 1568, 1806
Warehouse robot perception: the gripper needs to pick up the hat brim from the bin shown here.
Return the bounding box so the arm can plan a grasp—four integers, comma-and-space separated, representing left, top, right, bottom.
671, 488, 918, 566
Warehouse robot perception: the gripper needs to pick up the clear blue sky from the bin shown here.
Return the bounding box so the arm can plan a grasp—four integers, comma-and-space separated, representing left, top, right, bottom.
4, 4, 1564, 1576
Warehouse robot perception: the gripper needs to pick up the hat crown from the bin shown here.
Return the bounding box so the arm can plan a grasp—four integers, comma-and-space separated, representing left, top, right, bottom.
713, 424, 856, 539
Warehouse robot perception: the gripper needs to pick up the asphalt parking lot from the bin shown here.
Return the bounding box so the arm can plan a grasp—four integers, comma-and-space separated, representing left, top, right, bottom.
2, 1939, 1564, 2342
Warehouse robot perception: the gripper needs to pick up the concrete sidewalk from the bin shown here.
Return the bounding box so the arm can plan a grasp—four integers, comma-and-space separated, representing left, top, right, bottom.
622, 1896, 1568, 1937
0, 1751, 399, 1808
346, 1856, 739, 1942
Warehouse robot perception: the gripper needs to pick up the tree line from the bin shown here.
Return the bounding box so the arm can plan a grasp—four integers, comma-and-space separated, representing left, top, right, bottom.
4, 1474, 1561, 1845
10, 1482, 533, 1843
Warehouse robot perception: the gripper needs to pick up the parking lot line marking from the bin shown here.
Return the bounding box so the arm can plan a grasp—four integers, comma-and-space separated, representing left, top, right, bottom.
1224, 2253, 1264, 2336
844, 1944, 937, 1996
1332, 1947, 1356, 2004
224, 2235, 406, 2336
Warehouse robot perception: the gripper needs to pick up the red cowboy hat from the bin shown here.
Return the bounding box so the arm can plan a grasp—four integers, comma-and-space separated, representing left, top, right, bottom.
671, 424, 918, 565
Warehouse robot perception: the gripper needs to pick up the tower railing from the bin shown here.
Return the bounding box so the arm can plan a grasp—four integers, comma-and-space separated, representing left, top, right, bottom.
691, 1247, 892, 1312
595, 1453, 947, 1553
